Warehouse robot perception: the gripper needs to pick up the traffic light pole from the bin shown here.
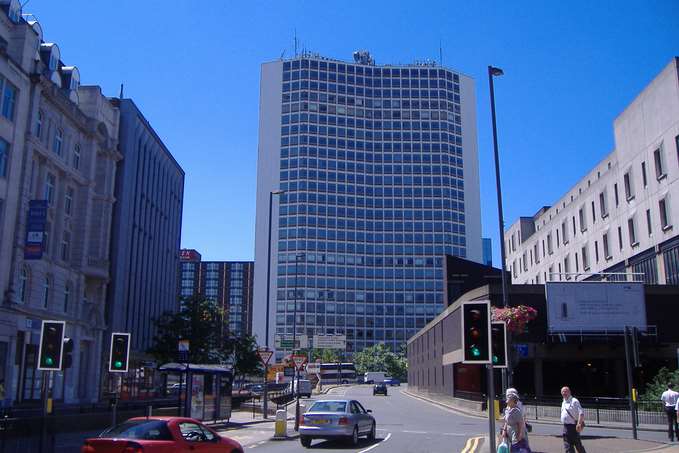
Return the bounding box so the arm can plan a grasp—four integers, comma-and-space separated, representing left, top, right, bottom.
487, 365, 496, 453
624, 326, 638, 439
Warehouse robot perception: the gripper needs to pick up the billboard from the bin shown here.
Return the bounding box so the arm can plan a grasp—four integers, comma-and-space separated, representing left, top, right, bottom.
24, 200, 48, 260
545, 282, 646, 332
313, 335, 346, 349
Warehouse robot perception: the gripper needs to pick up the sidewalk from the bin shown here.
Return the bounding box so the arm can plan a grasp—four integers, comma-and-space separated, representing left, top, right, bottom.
214, 409, 300, 448
480, 434, 679, 453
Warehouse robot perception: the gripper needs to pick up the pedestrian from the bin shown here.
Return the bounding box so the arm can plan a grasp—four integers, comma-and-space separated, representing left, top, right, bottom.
662, 383, 679, 441
561, 386, 586, 453
501, 393, 531, 452
506, 387, 532, 433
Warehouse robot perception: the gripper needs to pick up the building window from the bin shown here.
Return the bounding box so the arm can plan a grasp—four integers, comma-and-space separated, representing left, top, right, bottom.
564, 255, 570, 279
65, 187, 74, 216
624, 172, 634, 200
53, 128, 63, 156
617, 226, 623, 251
44, 173, 56, 205
654, 147, 665, 179
533, 243, 540, 264
594, 240, 599, 262
63, 283, 70, 313
579, 207, 586, 232
628, 217, 637, 247
614, 183, 619, 207
36, 111, 43, 138
18, 267, 28, 303
561, 221, 568, 244
0, 138, 8, 178
603, 233, 611, 259
73, 144, 81, 170
646, 209, 652, 237
61, 230, 70, 262
44, 221, 51, 255
42, 276, 50, 308
641, 161, 647, 187
659, 198, 671, 230
1, 80, 17, 121
582, 245, 589, 270
599, 191, 608, 218
591, 201, 596, 223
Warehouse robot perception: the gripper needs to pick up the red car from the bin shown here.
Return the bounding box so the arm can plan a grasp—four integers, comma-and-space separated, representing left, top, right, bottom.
81, 416, 243, 453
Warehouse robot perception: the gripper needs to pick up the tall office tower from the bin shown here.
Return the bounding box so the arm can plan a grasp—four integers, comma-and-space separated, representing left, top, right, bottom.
178, 250, 255, 338
254, 52, 481, 360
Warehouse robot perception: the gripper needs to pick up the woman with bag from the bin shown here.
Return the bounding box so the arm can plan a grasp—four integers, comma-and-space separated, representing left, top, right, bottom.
500, 393, 531, 452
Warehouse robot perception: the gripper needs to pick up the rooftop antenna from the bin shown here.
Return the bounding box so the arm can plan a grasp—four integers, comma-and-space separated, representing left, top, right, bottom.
294, 29, 298, 57
280, 49, 286, 60
439, 39, 443, 66
119, 83, 124, 99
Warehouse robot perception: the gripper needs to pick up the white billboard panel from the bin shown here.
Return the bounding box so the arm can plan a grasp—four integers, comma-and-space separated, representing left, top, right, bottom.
313, 335, 346, 349
545, 282, 646, 332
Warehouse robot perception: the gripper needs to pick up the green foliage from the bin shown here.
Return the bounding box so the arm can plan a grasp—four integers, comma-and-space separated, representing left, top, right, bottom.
640, 367, 679, 401
229, 335, 262, 379
353, 343, 407, 381
148, 296, 227, 364
299, 348, 342, 363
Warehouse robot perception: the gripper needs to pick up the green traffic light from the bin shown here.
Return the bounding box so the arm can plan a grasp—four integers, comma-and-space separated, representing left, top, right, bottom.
114, 360, 123, 369
45, 357, 54, 366
471, 347, 481, 357
492, 355, 498, 364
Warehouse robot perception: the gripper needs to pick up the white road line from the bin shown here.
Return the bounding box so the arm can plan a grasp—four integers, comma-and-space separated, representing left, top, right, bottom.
400, 389, 486, 420
402, 430, 427, 434
358, 432, 391, 453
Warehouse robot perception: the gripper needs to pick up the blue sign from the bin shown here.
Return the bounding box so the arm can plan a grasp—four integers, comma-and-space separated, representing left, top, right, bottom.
515, 344, 529, 358
24, 200, 47, 260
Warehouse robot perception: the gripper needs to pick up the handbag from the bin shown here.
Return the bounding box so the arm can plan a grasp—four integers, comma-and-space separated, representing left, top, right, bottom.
497, 438, 510, 453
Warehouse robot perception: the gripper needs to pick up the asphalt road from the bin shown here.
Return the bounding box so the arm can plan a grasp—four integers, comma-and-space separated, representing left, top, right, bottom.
252, 384, 489, 453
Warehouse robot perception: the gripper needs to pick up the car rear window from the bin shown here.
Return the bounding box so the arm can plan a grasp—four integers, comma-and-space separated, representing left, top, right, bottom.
309, 401, 347, 412
100, 420, 173, 440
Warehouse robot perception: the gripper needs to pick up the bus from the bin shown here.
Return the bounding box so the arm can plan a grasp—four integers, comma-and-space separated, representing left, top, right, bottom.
318, 362, 357, 384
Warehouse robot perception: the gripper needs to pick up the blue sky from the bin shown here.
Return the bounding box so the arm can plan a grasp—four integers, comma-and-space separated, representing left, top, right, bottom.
29, 1, 679, 263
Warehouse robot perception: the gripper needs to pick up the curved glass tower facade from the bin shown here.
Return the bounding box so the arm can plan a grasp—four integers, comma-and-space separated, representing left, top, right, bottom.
254, 53, 481, 360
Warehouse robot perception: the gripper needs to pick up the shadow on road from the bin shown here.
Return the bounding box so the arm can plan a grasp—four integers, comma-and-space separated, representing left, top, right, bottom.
303, 436, 386, 449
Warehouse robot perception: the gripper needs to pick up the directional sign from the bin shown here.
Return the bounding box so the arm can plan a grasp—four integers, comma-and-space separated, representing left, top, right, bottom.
306, 362, 321, 374
292, 354, 307, 370
313, 335, 346, 349
257, 348, 273, 365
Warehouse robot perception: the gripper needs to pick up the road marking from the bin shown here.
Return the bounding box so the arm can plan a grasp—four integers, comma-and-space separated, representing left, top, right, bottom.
402, 430, 428, 434
358, 432, 391, 453
461, 436, 482, 453
400, 389, 485, 420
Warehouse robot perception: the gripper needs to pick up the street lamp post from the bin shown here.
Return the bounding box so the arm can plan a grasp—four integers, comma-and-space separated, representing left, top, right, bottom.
264, 189, 284, 419
293, 252, 305, 431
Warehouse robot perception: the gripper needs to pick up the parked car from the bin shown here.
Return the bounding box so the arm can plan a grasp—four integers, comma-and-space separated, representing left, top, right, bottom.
373, 383, 388, 396
81, 416, 243, 452
384, 378, 401, 386
299, 399, 376, 448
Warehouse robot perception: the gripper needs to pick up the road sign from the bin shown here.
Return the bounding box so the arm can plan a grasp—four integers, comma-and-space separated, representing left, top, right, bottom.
306, 362, 321, 374
313, 334, 346, 349
257, 348, 273, 365
292, 354, 307, 370
178, 339, 190, 352
276, 335, 308, 349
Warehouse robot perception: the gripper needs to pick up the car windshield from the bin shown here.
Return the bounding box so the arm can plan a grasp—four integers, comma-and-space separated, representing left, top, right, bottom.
309, 401, 347, 412
99, 420, 173, 440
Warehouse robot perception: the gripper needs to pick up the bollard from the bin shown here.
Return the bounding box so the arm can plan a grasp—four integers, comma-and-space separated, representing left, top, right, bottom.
273, 409, 288, 439
494, 399, 502, 420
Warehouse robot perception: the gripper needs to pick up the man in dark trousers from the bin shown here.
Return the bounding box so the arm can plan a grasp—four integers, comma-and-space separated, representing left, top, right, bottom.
661, 383, 679, 441
561, 386, 586, 453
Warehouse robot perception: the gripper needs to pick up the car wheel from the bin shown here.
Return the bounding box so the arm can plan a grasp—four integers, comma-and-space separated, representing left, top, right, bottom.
300, 436, 312, 448
367, 422, 376, 441
349, 426, 359, 446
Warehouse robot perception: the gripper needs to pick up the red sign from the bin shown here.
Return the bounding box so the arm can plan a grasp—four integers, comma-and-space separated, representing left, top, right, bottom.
292, 354, 307, 370
180, 249, 202, 261
256, 349, 273, 365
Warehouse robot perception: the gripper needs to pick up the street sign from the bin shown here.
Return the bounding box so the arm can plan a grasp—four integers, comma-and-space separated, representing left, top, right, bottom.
275, 335, 308, 349
178, 339, 190, 352
25, 200, 48, 260
257, 348, 273, 365
306, 362, 321, 374
313, 334, 346, 349
292, 354, 307, 370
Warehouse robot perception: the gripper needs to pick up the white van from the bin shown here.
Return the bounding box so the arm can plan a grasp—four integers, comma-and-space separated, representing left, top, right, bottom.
363, 372, 386, 384
289, 379, 312, 398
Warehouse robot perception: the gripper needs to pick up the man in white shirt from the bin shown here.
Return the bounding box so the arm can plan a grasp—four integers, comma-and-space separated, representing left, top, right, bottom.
661, 383, 679, 441
561, 386, 586, 453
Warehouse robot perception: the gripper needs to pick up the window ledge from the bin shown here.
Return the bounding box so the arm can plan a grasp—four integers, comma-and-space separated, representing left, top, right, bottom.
581, 228, 587, 233
605, 255, 613, 261
662, 224, 673, 232
657, 173, 667, 182
631, 241, 640, 248
627, 195, 635, 202
584, 266, 591, 272
601, 213, 609, 220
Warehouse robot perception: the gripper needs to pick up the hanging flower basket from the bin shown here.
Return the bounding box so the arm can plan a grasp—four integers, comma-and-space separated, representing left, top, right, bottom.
492, 305, 538, 334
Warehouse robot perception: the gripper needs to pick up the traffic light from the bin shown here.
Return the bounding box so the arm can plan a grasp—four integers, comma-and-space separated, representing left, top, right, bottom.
109, 333, 130, 373
38, 320, 65, 370
461, 301, 491, 364
62, 337, 74, 369
491, 322, 508, 368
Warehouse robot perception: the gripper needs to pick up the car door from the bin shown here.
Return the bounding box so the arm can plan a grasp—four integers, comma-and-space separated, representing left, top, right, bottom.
177, 421, 217, 452
355, 401, 373, 433
350, 401, 367, 434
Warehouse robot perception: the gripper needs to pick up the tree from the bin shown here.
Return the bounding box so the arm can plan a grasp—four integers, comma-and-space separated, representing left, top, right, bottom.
229, 335, 262, 383
300, 348, 341, 363
353, 343, 407, 381
148, 296, 229, 364
640, 367, 679, 401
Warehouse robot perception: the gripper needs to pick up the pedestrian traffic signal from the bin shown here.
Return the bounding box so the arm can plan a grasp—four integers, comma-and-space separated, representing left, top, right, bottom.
491, 322, 508, 368
109, 333, 130, 373
462, 301, 491, 364
62, 337, 74, 369
38, 320, 65, 371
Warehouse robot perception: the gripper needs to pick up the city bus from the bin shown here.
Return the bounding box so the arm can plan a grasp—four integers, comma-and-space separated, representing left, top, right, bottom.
318, 362, 357, 384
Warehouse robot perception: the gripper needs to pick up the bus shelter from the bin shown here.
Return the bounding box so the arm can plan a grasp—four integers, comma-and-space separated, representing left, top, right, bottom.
159, 363, 232, 422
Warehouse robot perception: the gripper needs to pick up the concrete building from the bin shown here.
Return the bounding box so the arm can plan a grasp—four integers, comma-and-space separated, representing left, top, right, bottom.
179, 249, 254, 338
0, 1, 122, 406
505, 58, 679, 285
254, 51, 482, 360
106, 98, 184, 366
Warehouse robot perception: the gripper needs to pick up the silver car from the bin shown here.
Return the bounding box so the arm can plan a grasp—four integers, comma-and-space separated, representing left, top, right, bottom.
299, 399, 376, 448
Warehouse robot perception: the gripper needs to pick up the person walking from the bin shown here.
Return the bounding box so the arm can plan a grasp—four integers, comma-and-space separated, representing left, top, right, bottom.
501, 393, 531, 452
506, 387, 532, 433
662, 383, 679, 441
561, 386, 586, 453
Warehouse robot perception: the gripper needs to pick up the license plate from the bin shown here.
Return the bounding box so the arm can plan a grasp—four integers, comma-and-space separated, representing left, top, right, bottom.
312, 419, 328, 424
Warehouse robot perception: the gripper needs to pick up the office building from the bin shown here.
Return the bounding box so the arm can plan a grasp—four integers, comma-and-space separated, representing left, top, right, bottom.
254, 51, 482, 359
0, 1, 121, 405
179, 249, 254, 338
482, 237, 492, 267
505, 58, 679, 285
106, 98, 184, 366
